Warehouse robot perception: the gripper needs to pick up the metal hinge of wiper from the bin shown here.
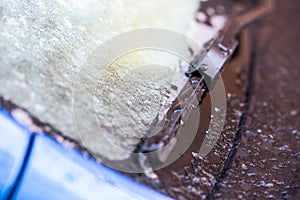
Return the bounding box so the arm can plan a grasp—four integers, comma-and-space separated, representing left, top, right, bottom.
186, 0, 273, 85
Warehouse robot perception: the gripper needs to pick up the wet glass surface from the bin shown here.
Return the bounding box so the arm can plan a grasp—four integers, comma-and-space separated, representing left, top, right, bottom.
215, 1, 300, 198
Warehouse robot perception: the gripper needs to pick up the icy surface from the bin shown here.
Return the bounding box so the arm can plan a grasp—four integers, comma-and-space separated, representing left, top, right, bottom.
0, 0, 197, 160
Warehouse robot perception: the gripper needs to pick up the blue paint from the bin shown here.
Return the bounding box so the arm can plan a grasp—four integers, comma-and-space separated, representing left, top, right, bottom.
0, 109, 171, 200
0, 110, 32, 199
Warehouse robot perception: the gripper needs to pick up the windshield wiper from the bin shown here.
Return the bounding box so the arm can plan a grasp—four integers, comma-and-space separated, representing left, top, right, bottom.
136, 0, 274, 159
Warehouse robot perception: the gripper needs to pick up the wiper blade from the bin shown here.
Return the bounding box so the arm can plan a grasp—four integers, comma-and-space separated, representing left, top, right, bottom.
136, 0, 273, 158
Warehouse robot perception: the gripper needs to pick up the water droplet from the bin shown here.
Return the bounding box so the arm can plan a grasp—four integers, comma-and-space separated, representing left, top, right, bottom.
292, 129, 300, 136
174, 109, 182, 114
214, 107, 220, 112
290, 110, 298, 116
247, 172, 256, 176
192, 177, 200, 184
257, 129, 262, 133
199, 63, 208, 71
191, 152, 199, 159
239, 103, 246, 107
191, 79, 199, 85
188, 104, 196, 110
259, 181, 274, 188
276, 181, 284, 185
279, 145, 289, 152
241, 164, 248, 170
170, 109, 182, 121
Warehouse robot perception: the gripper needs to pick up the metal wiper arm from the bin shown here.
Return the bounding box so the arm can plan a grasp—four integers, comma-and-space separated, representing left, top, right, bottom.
136, 0, 273, 154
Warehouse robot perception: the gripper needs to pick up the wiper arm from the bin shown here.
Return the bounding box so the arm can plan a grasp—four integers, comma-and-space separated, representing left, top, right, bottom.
136, 0, 274, 158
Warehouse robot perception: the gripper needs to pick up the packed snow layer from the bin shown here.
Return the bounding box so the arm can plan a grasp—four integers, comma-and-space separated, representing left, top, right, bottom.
0, 0, 197, 160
